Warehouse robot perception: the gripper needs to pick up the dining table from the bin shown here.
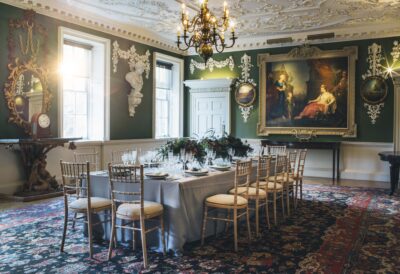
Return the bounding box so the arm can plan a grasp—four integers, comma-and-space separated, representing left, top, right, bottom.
88, 164, 258, 252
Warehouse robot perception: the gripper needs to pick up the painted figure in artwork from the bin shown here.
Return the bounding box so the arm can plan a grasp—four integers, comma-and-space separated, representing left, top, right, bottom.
125, 60, 145, 117
295, 84, 336, 119
269, 73, 288, 119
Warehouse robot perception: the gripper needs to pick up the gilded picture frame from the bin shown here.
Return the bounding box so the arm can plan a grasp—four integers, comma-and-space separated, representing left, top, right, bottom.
257, 45, 357, 137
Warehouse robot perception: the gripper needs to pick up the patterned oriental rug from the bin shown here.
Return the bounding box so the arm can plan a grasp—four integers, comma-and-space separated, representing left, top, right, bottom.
0, 184, 399, 273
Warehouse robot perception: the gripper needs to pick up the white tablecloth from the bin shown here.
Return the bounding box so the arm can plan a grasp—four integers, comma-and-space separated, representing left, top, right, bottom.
89, 166, 257, 252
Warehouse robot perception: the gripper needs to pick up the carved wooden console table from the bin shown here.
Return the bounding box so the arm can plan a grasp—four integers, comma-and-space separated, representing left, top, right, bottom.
261, 139, 341, 181
0, 138, 79, 200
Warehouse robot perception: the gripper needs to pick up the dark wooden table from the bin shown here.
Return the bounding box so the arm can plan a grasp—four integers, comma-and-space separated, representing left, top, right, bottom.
261, 140, 341, 180
0, 138, 79, 192
378, 151, 400, 195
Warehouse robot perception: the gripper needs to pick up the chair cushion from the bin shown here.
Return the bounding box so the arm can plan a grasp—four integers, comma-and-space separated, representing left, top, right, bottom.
228, 187, 267, 197
252, 181, 283, 190
116, 201, 163, 219
268, 175, 294, 183
292, 174, 302, 180
69, 197, 111, 210
206, 194, 248, 206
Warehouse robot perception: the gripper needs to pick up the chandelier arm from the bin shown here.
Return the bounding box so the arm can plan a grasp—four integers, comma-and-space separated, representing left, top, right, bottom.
214, 40, 226, 53
178, 35, 197, 51
186, 16, 201, 34
223, 33, 237, 49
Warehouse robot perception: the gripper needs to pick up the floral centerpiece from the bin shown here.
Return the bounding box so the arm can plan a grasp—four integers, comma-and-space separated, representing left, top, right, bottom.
158, 138, 207, 164
201, 131, 253, 159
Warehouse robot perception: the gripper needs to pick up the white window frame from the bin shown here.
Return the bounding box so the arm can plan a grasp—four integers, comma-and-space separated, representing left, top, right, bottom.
153, 52, 184, 139
58, 27, 111, 141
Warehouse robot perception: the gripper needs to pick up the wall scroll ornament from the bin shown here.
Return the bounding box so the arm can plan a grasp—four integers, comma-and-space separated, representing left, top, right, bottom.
291, 129, 316, 142
234, 53, 256, 123
361, 43, 388, 124
392, 40, 400, 64
112, 41, 151, 117
364, 103, 384, 124
190, 56, 234, 74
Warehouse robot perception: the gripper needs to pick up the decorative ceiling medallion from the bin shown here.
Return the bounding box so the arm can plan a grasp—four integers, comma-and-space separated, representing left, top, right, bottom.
112, 41, 150, 117
189, 56, 235, 74
235, 53, 256, 123
361, 43, 388, 125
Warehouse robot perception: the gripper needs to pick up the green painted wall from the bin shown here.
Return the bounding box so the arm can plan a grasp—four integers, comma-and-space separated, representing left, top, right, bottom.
0, 3, 183, 140
184, 38, 398, 142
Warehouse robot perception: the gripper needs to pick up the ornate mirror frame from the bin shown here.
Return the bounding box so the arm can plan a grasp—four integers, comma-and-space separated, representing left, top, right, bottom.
4, 10, 51, 134
4, 59, 51, 133
234, 82, 256, 107
361, 75, 388, 105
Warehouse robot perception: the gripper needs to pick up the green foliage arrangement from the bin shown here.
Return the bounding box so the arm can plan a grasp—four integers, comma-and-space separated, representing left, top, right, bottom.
158, 138, 207, 164
158, 132, 253, 163
201, 132, 253, 159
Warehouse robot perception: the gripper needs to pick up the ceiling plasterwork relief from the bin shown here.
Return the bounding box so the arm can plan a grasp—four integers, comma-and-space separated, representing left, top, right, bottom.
2, 0, 400, 53
59, 0, 400, 39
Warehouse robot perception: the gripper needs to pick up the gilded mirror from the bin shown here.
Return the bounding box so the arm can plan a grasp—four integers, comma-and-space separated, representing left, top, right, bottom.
4, 60, 51, 133
4, 10, 51, 134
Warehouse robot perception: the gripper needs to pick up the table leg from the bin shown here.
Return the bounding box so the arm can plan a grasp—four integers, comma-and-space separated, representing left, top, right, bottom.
337, 147, 340, 180
389, 163, 399, 195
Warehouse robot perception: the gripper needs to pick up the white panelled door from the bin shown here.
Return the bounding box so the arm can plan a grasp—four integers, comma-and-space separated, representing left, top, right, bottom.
191, 92, 229, 137
185, 78, 232, 138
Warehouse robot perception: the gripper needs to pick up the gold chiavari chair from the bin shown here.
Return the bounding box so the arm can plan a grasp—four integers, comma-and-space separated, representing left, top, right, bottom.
72, 152, 101, 230
294, 149, 307, 207
59, 161, 112, 258
201, 160, 252, 252
250, 155, 272, 229
107, 164, 165, 268
74, 151, 100, 171
234, 155, 269, 235
261, 154, 286, 225
283, 151, 297, 215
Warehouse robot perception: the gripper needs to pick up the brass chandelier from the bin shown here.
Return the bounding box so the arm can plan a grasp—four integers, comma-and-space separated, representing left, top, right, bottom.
177, 0, 237, 63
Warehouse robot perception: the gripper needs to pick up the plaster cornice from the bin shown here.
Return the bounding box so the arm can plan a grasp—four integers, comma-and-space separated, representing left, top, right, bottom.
0, 0, 185, 55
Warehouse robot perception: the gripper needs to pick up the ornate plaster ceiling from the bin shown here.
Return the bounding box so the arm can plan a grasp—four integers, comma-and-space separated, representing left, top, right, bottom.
2, 0, 400, 53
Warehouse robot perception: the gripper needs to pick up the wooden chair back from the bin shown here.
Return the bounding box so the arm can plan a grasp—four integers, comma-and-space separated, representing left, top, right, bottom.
111, 149, 136, 164
287, 150, 298, 176
108, 164, 144, 209
74, 152, 100, 171
256, 155, 272, 182
232, 160, 252, 203
274, 154, 288, 177
60, 161, 91, 202
296, 149, 307, 178
265, 145, 287, 156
